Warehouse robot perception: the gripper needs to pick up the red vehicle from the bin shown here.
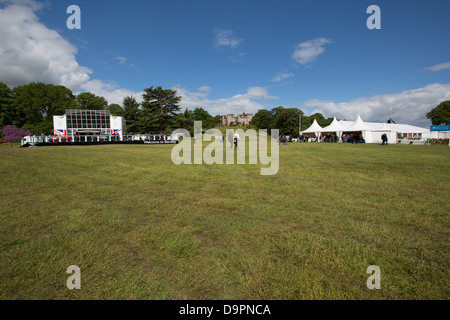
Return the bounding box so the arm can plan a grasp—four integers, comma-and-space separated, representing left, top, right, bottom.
50, 136, 73, 142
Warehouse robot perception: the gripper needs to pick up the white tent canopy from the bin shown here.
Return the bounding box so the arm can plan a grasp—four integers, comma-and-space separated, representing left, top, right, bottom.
322, 117, 344, 131
298, 115, 431, 143
341, 115, 372, 141
301, 119, 323, 137
321, 117, 345, 139
342, 115, 370, 132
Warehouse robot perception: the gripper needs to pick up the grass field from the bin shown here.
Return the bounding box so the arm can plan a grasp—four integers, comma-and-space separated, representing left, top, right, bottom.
0, 141, 448, 300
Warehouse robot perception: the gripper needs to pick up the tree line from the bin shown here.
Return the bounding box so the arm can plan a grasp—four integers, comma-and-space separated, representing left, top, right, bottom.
0, 82, 222, 136
252, 101, 450, 136
0, 81, 334, 138
0, 82, 110, 135
250, 107, 334, 138
2, 81, 447, 138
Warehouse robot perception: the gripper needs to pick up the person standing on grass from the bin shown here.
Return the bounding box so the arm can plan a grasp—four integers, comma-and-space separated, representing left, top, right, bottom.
381, 133, 388, 146
233, 132, 240, 150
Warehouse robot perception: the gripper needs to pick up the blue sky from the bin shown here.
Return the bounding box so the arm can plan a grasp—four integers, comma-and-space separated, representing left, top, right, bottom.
0, 0, 449, 126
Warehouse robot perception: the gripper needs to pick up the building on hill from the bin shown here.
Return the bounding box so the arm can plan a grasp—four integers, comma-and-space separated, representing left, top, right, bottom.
221, 113, 253, 126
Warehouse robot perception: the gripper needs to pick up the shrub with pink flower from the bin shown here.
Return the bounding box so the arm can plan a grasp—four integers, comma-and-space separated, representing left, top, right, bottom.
0, 125, 34, 147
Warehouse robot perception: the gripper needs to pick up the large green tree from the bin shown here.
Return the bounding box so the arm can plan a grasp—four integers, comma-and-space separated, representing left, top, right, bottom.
107, 103, 124, 116
141, 86, 181, 115
170, 108, 194, 135
193, 107, 215, 129
426, 101, 450, 125
136, 108, 160, 134
75, 92, 108, 110
140, 86, 181, 133
13, 82, 75, 133
250, 109, 274, 130
274, 108, 303, 138
214, 115, 222, 125
122, 96, 140, 133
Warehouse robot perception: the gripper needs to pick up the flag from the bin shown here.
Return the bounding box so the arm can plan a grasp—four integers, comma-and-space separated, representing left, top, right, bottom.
54, 129, 67, 136
111, 129, 121, 135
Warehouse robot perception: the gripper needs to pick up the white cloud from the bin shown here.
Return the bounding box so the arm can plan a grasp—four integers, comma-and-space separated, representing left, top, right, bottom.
0, 0, 44, 11
115, 56, 127, 65
174, 86, 278, 116
424, 61, 450, 72
272, 72, 295, 83
214, 28, 244, 49
0, 1, 144, 106
79, 80, 143, 105
197, 86, 211, 93
0, 1, 92, 91
292, 38, 331, 65
301, 83, 450, 127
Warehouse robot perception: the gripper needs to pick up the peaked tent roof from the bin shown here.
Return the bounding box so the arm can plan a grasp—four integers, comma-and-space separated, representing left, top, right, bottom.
376, 122, 392, 132
342, 115, 371, 132
302, 119, 323, 134
336, 117, 429, 133
321, 118, 344, 133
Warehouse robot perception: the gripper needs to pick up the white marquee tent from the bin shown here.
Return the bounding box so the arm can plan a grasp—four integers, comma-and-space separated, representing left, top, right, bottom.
342, 115, 370, 132
340, 115, 372, 142
301, 119, 323, 138
321, 117, 345, 141
301, 115, 432, 144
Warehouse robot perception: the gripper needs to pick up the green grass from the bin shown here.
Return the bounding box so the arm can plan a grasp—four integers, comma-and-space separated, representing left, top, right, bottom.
0, 142, 448, 299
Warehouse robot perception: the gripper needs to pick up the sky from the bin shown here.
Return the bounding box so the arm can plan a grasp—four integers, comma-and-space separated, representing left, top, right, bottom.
0, 0, 449, 127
